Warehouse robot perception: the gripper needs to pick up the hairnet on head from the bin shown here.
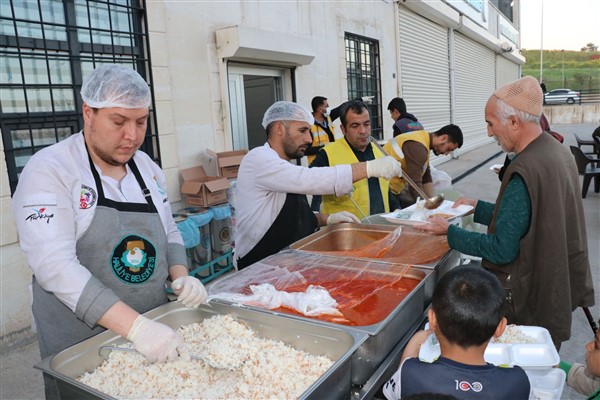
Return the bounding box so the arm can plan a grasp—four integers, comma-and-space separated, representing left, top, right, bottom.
261, 101, 314, 129
80, 64, 151, 109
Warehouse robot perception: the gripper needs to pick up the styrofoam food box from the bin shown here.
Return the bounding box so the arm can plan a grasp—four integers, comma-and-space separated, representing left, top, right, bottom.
418, 325, 560, 369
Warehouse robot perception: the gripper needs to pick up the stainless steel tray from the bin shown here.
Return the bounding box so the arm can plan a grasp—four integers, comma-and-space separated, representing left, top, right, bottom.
35, 301, 367, 400
209, 249, 448, 385
288, 223, 450, 266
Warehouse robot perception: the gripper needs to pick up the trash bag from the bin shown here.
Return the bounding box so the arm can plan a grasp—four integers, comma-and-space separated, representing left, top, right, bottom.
430, 165, 453, 193
176, 217, 201, 248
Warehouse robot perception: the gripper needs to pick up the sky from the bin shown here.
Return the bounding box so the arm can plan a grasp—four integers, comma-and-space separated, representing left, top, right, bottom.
519, 0, 600, 51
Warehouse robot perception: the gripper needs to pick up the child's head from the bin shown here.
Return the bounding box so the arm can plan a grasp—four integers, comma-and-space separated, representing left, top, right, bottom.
431, 266, 506, 348
585, 328, 600, 376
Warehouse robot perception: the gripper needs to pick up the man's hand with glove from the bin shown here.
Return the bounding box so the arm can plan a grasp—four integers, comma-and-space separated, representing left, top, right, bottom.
327, 211, 361, 225
172, 276, 208, 308
366, 156, 403, 180
127, 315, 189, 363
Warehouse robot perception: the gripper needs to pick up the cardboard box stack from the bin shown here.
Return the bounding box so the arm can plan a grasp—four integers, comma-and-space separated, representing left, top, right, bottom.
206, 149, 248, 179
180, 166, 230, 207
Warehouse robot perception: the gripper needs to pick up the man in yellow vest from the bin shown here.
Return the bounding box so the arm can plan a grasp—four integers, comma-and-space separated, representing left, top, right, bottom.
306, 96, 342, 165
383, 124, 463, 208
310, 100, 400, 219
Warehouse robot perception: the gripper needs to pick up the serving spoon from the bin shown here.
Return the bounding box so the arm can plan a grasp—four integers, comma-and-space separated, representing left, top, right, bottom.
369, 137, 444, 210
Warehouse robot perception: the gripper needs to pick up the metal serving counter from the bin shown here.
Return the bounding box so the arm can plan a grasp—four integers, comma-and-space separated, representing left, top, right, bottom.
209, 224, 460, 387
35, 302, 368, 400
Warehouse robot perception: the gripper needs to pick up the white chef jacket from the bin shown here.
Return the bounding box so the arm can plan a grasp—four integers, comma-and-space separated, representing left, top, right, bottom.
12, 132, 184, 312
235, 142, 354, 259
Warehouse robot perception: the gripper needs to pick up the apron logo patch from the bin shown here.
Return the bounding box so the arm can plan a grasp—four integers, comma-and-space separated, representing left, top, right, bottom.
111, 235, 156, 284
25, 207, 54, 224
80, 185, 97, 209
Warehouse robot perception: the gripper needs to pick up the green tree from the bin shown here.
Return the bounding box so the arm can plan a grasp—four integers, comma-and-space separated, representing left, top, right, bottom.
581, 42, 598, 51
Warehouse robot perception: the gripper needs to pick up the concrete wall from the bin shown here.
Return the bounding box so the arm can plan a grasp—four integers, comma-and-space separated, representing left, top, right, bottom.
544, 103, 600, 125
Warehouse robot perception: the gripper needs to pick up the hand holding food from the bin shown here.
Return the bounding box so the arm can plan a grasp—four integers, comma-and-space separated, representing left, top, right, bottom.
413, 215, 450, 236
327, 211, 361, 225
127, 315, 187, 363
452, 196, 477, 210
172, 276, 208, 308
366, 156, 403, 179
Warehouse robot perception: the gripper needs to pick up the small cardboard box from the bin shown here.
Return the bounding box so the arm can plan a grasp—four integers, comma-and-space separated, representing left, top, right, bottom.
180, 166, 230, 207
206, 149, 248, 179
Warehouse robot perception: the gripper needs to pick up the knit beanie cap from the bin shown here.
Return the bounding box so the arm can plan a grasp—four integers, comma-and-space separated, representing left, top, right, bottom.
493, 76, 543, 117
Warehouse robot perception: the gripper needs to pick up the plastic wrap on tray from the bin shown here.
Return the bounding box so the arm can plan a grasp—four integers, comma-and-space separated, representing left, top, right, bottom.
209, 251, 423, 326
292, 225, 450, 265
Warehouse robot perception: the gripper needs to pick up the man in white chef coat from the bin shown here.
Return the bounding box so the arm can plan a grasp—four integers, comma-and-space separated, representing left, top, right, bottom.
12, 64, 207, 399
235, 101, 403, 269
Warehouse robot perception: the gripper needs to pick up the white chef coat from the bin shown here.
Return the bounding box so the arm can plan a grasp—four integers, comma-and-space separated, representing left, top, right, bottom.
12, 132, 184, 312
235, 142, 354, 259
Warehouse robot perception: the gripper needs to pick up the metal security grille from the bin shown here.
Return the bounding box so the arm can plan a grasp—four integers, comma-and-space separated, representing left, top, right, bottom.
344, 33, 383, 139
0, 0, 158, 193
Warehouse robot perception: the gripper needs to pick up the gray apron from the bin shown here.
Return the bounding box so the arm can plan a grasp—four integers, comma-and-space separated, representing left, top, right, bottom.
33, 151, 169, 363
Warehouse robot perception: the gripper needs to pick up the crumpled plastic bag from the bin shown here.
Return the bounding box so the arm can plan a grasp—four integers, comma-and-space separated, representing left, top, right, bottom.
176, 217, 200, 248
208, 283, 342, 317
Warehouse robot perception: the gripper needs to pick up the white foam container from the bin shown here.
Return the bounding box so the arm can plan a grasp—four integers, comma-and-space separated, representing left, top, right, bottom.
419, 325, 560, 369
526, 369, 566, 400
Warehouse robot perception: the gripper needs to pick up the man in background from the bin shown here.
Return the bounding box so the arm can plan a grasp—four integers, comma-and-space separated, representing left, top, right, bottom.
310, 99, 400, 219
384, 124, 463, 208
387, 97, 424, 137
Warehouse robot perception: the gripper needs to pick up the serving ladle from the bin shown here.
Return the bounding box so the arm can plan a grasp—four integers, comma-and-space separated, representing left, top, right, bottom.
369, 137, 444, 210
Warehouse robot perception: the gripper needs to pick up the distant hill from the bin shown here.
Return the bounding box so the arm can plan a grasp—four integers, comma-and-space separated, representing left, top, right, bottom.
520, 49, 600, 92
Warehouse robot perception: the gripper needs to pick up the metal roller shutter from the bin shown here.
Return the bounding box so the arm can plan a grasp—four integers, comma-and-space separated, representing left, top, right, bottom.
496, 55, 520, 88
454, 32, 496, 152
398, 7, 450, 132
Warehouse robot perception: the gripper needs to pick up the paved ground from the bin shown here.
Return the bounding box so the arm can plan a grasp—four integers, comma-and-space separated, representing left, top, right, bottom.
1, 123, 598, 400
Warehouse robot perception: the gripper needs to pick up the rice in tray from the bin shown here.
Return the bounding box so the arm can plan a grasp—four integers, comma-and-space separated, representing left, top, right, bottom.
491, 324, 539, 344
78, 315, 333, 399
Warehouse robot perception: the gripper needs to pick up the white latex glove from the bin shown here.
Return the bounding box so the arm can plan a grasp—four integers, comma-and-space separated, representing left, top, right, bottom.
127, 315, 188, 363
327, 211, 361, 225
172, 276, 207, 308
366, 156, 403, 179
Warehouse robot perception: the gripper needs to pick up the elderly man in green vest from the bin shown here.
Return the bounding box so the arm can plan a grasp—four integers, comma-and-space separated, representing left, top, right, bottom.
309, 99, 400, 219
416, 76, 595, 349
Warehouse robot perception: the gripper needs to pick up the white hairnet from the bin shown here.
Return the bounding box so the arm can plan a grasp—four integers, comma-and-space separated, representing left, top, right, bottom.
261, 101, 314, 129
80, 64, 151, 109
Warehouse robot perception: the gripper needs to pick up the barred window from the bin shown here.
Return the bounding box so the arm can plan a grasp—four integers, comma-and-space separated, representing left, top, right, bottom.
0, 0, 158, 193
344, 33, 383, 139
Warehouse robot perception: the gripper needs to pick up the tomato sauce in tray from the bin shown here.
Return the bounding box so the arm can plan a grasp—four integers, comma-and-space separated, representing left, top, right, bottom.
237, 264, 422, 326
274, 277, 420, 326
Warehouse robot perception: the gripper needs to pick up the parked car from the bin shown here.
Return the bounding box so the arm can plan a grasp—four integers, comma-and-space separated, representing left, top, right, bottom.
544, 89, 580, 104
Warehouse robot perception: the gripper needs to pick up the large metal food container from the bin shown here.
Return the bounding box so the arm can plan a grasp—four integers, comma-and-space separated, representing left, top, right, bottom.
35, 301, 367, 400
289, 223, 451, 266
210, 224, 459, 385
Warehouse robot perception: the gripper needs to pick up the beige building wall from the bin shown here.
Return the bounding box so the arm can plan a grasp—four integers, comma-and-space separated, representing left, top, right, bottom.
1, 0, 399, 340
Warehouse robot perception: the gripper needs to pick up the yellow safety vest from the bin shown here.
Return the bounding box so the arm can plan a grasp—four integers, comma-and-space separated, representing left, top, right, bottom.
383, 130, 430, 194
308, 116, 335, 164
322, 138, 390, 218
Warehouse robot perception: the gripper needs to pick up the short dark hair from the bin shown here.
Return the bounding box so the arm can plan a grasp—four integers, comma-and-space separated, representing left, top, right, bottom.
387, 97, 407, 115
311, 96, 327, 112
433, 124, 463, 148
431, 266, 506, 347
339, 99, 368, 127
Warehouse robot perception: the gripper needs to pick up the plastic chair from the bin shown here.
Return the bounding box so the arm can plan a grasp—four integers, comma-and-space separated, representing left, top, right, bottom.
569, 146, 600, 198
574, 133, 595, 152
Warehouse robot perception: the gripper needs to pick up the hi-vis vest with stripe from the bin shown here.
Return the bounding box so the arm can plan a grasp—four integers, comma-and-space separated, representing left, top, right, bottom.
322, 138, 390, 218
308, 116, 335, 164
383, 130, 430, 194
